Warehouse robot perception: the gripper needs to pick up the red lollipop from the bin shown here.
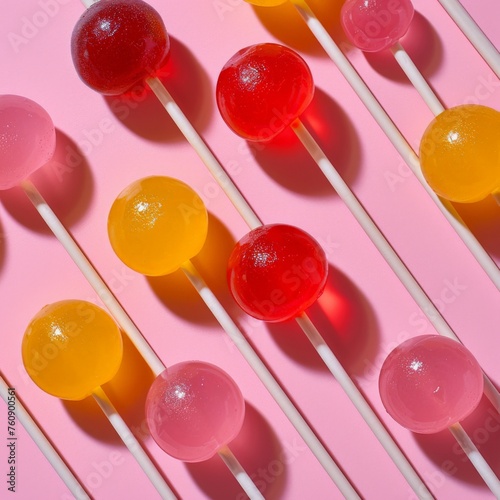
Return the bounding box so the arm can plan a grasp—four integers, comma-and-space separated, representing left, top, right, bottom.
228, 224, 328, 322
216, 43, 314, 142
71, 0, 170, 95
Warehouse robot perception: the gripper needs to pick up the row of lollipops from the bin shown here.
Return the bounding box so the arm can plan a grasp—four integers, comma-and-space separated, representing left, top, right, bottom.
1, 0, 500, 498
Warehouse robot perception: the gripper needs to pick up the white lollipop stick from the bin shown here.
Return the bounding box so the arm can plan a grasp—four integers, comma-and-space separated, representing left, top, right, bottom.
91, 387, 176, 499
218, 445, 265, 500
146, 77, 262, 230
0, 377, 89, 500
449, 423, 500, 497
294, 314, 433, 500
291, 1, 500, 293
291, 118, 500, 414
20, 179, 165, 377
180, 260, 360, 500
390, 42, 445, 115
438, 0, 500, 78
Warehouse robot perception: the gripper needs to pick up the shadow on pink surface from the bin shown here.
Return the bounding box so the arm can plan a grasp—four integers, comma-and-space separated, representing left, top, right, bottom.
250, 88, 361, 197
186, 402, 287, 499
0, 130, 93, 234
267, 264, 379, 376
364, 12, 443, 84
104, 37, 213, 143
413, 395, 500, 490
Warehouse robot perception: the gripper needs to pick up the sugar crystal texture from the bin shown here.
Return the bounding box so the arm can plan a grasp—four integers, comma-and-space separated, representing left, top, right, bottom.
227, 224, 328, 322
379, 335, 484, 434
341, 0, 414, 52
108, 176, 208, 276
216, 43, 314, 141
0, 95, 56, 190
22, 300, 123, 401
71, 0, 170, 95
146, 361, 245, 462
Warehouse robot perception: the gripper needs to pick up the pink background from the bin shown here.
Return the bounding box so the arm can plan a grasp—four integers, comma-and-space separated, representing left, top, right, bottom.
1, 0, 500, 498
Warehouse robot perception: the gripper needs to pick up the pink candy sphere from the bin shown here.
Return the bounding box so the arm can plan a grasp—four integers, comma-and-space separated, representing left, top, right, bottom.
341, 0, 415, 52
0, 95, 56, 190
379, 335, 483, 434
145, 362, 245, 462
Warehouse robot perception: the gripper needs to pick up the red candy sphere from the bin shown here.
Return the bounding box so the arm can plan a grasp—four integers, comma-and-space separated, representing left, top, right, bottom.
227, 224, 328, 322
71, 0, 170, 95
216, 43, 314, 142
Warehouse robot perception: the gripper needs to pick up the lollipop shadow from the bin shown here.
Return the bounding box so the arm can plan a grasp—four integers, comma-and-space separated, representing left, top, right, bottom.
186, 402, 286, 499
267, 265, 380, 376
364, 12, 443, 83
453, 197, 500, 259
62, 333, 155, 445
147, 213, 236, 326
413, 395, 500, 489
251, 0, 344, 56
0, 130, 94, 234
104, 37, 213, 143
251, 88, 361, 196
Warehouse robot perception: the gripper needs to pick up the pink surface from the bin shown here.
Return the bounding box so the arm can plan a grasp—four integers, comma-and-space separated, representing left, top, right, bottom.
1, 0, 500, 499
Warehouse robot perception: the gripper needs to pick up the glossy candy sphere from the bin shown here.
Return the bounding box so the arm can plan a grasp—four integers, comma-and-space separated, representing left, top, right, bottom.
341, 0, 414, 52
71, 0, 170, 95
227, 224, 328, 322
0, 95, 56, 190
420, 105, 500, 203
216, 43, 314, 142
146, 361, 245, 462
22, 300, 123, 401
379, 335, 483, 434
108, 176, 208, 276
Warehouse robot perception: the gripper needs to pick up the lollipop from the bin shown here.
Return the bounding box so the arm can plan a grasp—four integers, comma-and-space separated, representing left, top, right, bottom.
107, 175, 358, 496
241, 1, 500, 290
380, 335, 500, 496
227, 224, 327, 322
0, 376, 89, 499
22, 300, 176, 498
146, 361, 245, 463
419, 104, 500, 203
437, 0, 500, 78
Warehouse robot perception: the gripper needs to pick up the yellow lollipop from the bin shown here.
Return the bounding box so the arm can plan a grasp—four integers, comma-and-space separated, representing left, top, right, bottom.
22, 300, 123, 400
419, 105, 500, 203
108, 176, 208, 276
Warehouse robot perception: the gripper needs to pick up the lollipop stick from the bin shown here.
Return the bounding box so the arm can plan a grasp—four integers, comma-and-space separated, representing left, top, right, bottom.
145, 76, 262, 230
218, 445, 264, 500
389, 42, 445, 116
92, 387, 176, 499
449, 423, 500, 496
291, 119, 500, 414
291, 0, 500, 292
294, 314, 433, 500
20, 179, 165, 377
0, 377, 89, 500
437, 0, 500, 78
180, 260, 360, 499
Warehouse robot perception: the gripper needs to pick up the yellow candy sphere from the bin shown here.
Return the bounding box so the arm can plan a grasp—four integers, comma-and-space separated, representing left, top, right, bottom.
420, 105, 500, 203
245, 0, 288, 5
108, 176, 208, 276
22, 300, 123, 401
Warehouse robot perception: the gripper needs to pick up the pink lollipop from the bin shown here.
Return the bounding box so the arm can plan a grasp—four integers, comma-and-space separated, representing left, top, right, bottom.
146, 362, 245, 463
379, 335, 483, 434
341, 0, 414, 52
0, 95, 55, 190
379, 335, 500, 495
